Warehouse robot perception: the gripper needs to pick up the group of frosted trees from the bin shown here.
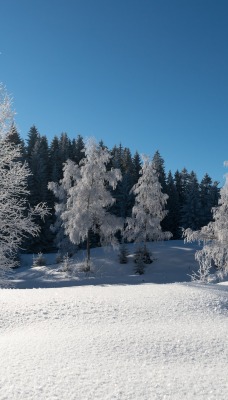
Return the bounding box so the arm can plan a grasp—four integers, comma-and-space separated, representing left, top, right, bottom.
48, 139, 171, 269
1, 83, 228, 282
184, 167, 228, 281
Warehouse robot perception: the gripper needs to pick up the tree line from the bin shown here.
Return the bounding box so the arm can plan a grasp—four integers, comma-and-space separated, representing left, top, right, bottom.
6, 123, 220, 254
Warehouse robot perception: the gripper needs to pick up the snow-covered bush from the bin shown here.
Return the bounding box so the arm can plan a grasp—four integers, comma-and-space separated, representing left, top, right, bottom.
184, 163, 228, 282
134, 247, 146, 275
60, 253, 72, 272
118, 243, 129, 264
134, 246, 153, 265
33, 252, 46, 267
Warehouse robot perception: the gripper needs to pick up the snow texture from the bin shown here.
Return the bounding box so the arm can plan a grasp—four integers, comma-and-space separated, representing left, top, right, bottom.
0, 240, 228, 400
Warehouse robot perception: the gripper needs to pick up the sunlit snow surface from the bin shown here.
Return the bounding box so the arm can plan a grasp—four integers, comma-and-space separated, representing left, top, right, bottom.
1, 241, 228, 400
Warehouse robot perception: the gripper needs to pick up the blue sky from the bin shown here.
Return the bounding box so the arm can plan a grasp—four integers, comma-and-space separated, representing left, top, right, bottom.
1, 0, 228, 184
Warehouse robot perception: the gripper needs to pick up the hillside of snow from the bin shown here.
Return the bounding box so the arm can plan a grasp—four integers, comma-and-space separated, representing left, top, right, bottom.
1, 240, 228, 400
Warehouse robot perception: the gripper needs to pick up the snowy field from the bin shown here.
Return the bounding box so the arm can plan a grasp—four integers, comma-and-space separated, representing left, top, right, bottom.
1, 240, 228, 400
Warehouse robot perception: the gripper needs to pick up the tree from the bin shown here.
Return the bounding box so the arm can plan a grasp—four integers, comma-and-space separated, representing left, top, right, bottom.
48, 161, 78, 256
132, 151, 141, 185
70, 134, 85, 164
181, 171, 201, 230
199, 174, 219, 227
163, 170, 181, 238
124, 155, 172, 251
0, 84, 49, 280
183, 163, 228, 282
26, 134, 53, 251
152, 150, 167, 191
49, 138, 123, 268
26, 125, 40, 160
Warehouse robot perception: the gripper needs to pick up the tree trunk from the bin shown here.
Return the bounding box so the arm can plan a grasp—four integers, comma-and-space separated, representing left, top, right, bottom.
86, 230, 90, 270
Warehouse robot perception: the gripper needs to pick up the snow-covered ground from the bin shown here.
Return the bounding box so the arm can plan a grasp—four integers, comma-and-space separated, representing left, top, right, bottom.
1, 240, 228, 400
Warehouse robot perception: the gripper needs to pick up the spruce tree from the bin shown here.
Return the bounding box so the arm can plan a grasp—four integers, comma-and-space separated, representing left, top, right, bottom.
125, 155, 172, 253
163, 171, 181, 238
199, 174, 220, 227
181, 171, 201, 230
70, 134, 85, 164
152, 150, 167, 192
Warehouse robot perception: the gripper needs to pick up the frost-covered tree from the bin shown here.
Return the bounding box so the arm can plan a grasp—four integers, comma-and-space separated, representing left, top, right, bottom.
0, 84, 49, 279
183, 163, 228, 282
48, 160, 78, 256
49, 138, 123, 268
124, 155, 172, 251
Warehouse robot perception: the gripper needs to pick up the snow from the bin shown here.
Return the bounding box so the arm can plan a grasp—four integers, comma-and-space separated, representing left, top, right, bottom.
1, 240, 228, 400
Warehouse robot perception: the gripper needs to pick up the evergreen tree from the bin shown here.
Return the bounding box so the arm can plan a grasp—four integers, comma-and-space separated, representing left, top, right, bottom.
181, 171, 201, 230
199, 174, 220, 227
26, 133, 53, 251
124, 155, 172, 252
59, 132, 71, 165
132, 151, 141, 185
70, 134, 85, 164
26, 125, 40, 160
152, 150, 167, 191
49, 136, 62, 182
110, 145, 135, 220
174, 168, 190, 207
6, 123, 26, 161
163, 171, 181, 238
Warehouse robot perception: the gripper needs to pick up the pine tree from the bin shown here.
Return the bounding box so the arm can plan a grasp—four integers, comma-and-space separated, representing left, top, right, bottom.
6, 124, 26, 162
70, 134, 85, 164
174, 168, 190, 207
49, 136, 62, 182
26, 133, 53, 251
199, 174, 219, 227
163, 171, 181, 238
59, 132, 71, 165
152, 150, 167, 192
26, 125, 40, 160
49, 138, 123, 268
132, 151, 141, 185
181, 171, 201, 230
124, 155, 172, 252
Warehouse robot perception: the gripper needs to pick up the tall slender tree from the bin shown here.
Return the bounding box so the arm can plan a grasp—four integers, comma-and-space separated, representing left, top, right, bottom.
125, 155, 172, 251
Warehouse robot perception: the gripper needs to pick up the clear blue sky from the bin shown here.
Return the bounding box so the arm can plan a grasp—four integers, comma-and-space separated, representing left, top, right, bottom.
1, 0, 228, 184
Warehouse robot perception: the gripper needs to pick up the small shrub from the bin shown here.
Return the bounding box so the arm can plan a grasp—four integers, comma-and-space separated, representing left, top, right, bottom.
134, 248, 145, 275
134, 246, 153, 265
77, 259, 95, 275
33, 252, 46, 267
56, 252, 63, 264
118, 243, 129, 264
60, 253, 72, 272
